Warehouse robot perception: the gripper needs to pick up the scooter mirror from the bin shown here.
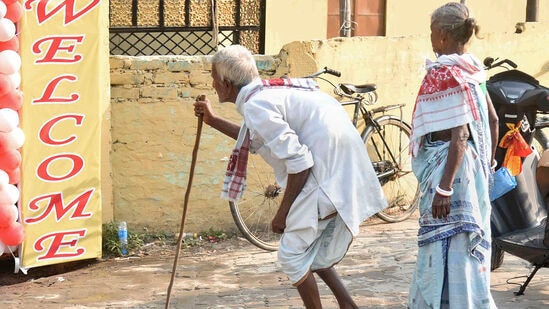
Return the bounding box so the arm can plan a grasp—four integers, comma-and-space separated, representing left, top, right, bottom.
484, 57, 495, 67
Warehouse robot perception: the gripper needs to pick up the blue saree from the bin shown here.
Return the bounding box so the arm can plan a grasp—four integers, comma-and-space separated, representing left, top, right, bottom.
408, 54, 496, 309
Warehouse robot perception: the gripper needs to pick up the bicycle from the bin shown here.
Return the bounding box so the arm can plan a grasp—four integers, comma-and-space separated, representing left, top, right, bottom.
229, 67, 420, 251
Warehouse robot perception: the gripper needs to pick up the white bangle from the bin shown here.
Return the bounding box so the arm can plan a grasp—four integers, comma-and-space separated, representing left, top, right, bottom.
491, 160, 497, 169
435, 185, 454, 197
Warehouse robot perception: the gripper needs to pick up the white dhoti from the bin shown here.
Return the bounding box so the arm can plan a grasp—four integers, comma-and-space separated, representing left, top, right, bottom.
278, 214, 353, 285
277, 175, 353, 285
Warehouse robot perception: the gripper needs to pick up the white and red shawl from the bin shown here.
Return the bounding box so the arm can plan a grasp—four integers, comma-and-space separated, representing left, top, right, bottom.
410, 54, 486, 157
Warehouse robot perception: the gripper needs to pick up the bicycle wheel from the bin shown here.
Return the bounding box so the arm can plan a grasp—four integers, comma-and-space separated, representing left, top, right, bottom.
229, 153, 282, 251
361, 116, 420, 223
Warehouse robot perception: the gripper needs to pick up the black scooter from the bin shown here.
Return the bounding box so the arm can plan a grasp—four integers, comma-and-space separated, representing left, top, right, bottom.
485, 56, 549, 295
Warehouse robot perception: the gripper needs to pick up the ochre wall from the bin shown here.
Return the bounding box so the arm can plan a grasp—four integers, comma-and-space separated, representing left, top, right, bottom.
264, 0, 549, 54
386, 0, 549, 37
108, 55, 280, 233
264, 0, 328, 54
108, 22, 549, 234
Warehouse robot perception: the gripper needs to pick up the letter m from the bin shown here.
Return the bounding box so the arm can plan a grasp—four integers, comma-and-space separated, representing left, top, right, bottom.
24, 189, 95, 224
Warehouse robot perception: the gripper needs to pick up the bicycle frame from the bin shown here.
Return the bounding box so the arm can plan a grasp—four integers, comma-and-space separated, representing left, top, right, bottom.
337, 88, 407, 176
307, 65, 415, 188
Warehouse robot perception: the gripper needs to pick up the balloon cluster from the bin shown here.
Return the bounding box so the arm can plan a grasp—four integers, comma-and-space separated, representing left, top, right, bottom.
0, 0, 24, 255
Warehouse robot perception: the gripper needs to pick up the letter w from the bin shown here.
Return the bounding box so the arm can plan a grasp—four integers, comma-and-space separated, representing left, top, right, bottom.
25, 0, 100, 25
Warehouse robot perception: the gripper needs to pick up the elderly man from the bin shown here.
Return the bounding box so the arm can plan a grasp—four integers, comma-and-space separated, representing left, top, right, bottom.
193, 45, 387, 309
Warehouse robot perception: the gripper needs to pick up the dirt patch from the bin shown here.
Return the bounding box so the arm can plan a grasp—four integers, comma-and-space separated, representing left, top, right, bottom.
0, 234, 237, 286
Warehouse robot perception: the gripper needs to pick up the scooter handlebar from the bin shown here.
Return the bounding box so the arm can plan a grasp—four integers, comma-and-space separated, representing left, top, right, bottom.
484, 57, 518, 70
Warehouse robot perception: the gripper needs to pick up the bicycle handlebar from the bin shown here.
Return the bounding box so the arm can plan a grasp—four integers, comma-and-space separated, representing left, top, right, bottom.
305, 66, 341, 78
324, 67, 342, 77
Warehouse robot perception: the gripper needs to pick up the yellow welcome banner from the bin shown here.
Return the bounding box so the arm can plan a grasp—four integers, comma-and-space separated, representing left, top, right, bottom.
19, 0, 108, 269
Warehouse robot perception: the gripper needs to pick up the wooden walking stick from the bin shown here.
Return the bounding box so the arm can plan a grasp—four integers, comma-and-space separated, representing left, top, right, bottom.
165, 104, 204, 308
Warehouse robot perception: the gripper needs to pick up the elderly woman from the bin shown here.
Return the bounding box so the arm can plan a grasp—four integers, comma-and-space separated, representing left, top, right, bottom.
408, 2, 499, 308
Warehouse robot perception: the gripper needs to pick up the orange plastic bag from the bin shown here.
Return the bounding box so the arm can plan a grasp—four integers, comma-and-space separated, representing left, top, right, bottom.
498, 121, 533, 176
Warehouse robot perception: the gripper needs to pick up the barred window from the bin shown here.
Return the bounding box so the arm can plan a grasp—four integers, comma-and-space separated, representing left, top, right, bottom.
109, 0, 265, 56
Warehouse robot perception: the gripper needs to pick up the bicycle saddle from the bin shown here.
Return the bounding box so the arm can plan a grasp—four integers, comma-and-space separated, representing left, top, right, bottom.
340, 83, 377, 95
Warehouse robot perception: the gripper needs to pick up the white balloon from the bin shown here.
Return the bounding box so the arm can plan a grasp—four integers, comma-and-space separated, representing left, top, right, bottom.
7, 204, 18, 221
8, 71, 19, 89
0, 108, 18, 132
0, 240, 6, 256
0, 2, 6, 19
0, 50, 20, 75
5, 183, 19, 204
8, 127, 24, 148
0, 170, 8, 184
0, 18, 15, 42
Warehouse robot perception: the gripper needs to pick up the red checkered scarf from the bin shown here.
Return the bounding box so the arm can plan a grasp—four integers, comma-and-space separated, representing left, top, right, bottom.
410, 54, 484, 157
221, 77, 319, 201
220, 126, 250, 201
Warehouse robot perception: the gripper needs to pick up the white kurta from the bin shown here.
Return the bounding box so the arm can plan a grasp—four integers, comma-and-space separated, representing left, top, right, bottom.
236, 78, 387, 283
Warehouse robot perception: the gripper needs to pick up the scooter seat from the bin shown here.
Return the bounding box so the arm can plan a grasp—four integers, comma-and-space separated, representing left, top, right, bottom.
495, 217, 549, 267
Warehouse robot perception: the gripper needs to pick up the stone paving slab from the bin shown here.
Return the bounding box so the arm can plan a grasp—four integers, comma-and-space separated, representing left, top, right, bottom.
1, 215, 548, 308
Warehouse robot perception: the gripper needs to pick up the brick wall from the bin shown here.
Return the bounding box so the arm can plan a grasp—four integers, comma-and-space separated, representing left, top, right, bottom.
109, 54, 282, 234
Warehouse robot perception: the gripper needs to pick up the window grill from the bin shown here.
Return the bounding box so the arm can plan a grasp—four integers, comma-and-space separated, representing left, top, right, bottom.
109, 0, 266, 56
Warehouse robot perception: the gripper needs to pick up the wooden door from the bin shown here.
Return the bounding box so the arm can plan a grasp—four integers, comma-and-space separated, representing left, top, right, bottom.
327, 0, 385, 38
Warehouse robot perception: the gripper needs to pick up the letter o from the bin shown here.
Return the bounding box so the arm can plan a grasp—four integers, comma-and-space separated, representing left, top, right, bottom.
37, 153, 83, 181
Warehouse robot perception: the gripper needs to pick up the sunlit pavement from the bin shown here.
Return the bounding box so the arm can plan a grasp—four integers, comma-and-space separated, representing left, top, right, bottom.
1, 213, 548, 308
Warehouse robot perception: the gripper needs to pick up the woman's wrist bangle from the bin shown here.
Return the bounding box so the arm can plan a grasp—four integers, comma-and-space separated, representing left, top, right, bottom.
435, 184, 454, 197
491, 160, 497, 169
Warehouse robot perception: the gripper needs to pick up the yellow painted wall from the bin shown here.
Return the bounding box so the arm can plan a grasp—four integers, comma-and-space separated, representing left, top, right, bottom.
385, 0, 548, 36
105, 0, 549, 234
264, 0, 328, 54
265, 1, 549, 54
279, 23, 549, 121
109, 21, 549, 234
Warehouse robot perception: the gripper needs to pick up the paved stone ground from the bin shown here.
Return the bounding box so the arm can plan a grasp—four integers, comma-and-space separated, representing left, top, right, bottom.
1, 214, 548, 308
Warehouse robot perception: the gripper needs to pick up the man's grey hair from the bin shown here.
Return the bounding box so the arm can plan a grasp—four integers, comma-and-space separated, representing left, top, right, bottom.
212, 45, 259, 89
